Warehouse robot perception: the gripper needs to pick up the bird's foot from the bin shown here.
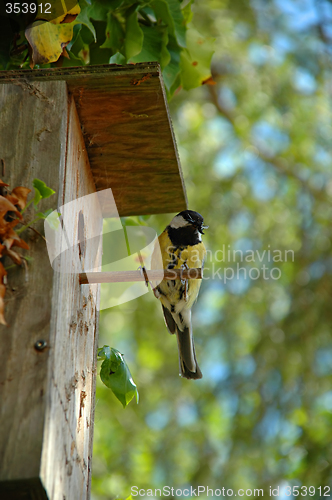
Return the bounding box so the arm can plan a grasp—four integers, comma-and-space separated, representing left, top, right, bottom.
137, 250, 152, 289
138, 265, 150, 288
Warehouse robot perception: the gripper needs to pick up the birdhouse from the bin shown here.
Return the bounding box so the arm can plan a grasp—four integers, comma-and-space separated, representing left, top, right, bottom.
0, 63, 187, 500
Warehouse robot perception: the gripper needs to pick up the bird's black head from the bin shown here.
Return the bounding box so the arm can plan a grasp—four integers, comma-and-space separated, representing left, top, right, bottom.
168, 210, 208, 246
172, 210, 208, 234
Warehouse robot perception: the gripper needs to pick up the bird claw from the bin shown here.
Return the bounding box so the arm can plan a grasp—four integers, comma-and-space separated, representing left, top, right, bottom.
138, 265, 150, 288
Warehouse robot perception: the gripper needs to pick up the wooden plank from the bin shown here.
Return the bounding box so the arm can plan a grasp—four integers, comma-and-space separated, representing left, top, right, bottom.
0, 81, 68, 491
40, 96, 102, 500
0, 83, 102, 499
0, 64, 187, 217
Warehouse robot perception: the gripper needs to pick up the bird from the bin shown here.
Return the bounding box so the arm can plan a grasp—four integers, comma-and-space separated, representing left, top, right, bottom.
150, 210, 208, 379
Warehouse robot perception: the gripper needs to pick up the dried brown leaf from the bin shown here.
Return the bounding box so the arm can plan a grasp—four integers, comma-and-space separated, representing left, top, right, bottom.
3, 247, 22, 266
0, 197, 22, 237
0, 180, 34, 325
202, 76, 216, 85
0, 261, 7, 282
3, 227, 29, 250
11, 187, 31, 210
0, 196, 22, 218
8, 219, 20, 229
13, 238, 29, 250
5, 193, 19, 206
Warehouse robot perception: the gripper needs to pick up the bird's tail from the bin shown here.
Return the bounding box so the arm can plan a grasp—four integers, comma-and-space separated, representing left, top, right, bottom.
175, 311, 202, 380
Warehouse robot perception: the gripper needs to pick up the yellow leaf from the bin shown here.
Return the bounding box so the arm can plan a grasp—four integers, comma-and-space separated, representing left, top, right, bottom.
25, 20, 75, 67
35, 0, 80, 24
52, 3, 81, 25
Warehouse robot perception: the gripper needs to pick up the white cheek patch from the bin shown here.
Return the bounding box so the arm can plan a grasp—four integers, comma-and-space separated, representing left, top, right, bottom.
170, 215, 189, 228
197, 232, 202, 241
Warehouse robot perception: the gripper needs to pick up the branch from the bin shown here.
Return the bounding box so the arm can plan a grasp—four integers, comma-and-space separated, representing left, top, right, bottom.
79, 268, 203, 285
208, 72, 328, 202
207, 83, 235, 125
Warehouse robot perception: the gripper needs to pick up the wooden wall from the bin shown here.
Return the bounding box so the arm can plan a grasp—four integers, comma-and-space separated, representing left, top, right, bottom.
0, 81, 102, 500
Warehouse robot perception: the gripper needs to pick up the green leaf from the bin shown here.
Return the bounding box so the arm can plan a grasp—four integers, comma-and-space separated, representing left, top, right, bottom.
67, 31, 90, 64
125, 5, 144, 59
75, 0, 97, 41
33, 188, 42, 206
98, 345, 111, 361
98, 346, 139, 408
45, 210, 61, 230
89, 3, 108, 22
87, 21, 114, 64
182, 0, 193, 24
32, 179, 55, 207
138, 214, 151, 222
78, 23, 96, 45
151, 0, 186, 48
106, 0, 125, 11
169, 72, 181, 96
75, 0, 124, 46
131, 24, 170, 68
120, 217, 140, 226
160, 27, 171, 68
61, 50, 86, 66
180, 27, 214, 90
66, 23, 83, 52
36, 208, 53, 219
82, 0, 109, 22
100, 12, 125, 51
162, 34, 181, 92
109, 52, 127, 64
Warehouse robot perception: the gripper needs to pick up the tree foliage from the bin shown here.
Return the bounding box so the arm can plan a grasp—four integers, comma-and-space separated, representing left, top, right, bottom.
92, 0, 332, 498
1, 0, 214, 97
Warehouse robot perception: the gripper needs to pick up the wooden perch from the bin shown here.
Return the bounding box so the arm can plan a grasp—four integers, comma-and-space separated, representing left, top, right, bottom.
79, 268, 203, 284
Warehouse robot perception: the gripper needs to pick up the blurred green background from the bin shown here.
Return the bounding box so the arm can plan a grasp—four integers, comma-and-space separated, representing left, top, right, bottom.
92, 0, 332, 498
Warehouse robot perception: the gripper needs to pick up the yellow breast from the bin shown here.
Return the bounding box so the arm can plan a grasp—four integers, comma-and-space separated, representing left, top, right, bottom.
151, 229, 206, 310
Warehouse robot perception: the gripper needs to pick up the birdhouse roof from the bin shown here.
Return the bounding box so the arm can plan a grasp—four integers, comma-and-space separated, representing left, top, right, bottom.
0, 63, 187, 216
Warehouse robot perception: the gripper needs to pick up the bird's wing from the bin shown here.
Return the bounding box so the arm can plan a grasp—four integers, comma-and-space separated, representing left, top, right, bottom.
162, 305, 176, 334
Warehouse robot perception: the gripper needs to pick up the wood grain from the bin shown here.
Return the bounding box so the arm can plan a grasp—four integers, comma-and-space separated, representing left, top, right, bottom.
0, 81, 68, 491
0, 64, 188, 217
0, 84, 102, 500
40, 96, 102, 500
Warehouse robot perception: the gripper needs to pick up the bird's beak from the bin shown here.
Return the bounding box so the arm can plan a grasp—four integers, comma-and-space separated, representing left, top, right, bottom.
199, 224, 209, 234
